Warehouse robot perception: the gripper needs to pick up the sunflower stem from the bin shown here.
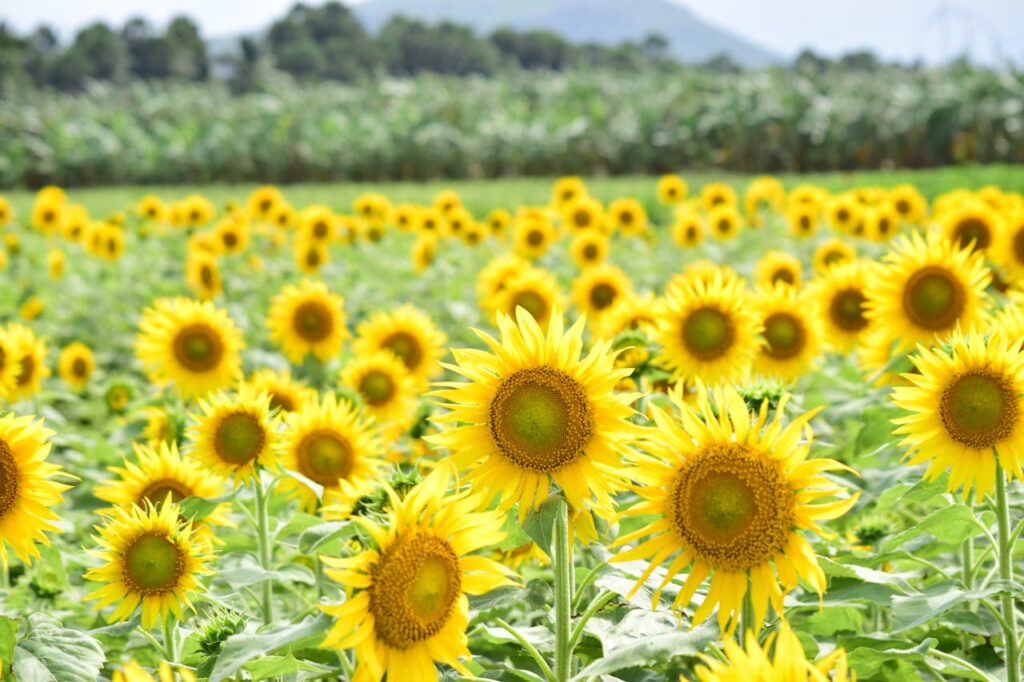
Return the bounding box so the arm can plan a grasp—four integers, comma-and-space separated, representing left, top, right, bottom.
253, 472, 275, 626
738, 582, 756, 644
995, 461, 1021, 682
554, 498, 572, 682
162, 612, 177, 666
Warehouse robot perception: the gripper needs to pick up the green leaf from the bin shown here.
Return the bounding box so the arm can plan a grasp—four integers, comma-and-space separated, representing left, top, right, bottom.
842, 636, 937, 678
12, 614, 105, 682
178, 490, 236, 522
494, 508, 534, 551
0, 616, 17, 675
892, 583, 1000, 633
274, 512, 327, 542
819, 557, 913, 593
209, 613, 332, 682
884, 504, 980, 550
244, 653, 334, 680
570, 621, 716, 680
477, 624, 556, 653
522, 496, 566, 558
28, 546, 69, 597
297, 520, 357, 554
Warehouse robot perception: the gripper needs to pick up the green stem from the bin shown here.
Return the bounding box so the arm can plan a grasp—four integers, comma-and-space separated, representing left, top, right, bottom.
554, 499, 572, 682
568, 590, 617, 654
995, 461, 1020, 682
963, 540, 975, 590
163, 613, 177, 666
738, 580, 756, 644
928, 648, 998, 682
254, 474, 275, 625
493, 619, 555, 682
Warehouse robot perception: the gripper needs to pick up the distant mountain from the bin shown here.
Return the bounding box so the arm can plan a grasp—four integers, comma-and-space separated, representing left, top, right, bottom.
350, 0, 779, 66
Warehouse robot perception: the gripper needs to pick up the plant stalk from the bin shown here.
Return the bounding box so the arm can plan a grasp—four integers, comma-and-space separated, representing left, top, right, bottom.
254, 473, 275, 625
554, 499, 572, 682
995, 461, 1020, 682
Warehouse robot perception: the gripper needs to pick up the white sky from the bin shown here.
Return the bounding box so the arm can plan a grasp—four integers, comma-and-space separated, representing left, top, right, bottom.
1, 0, 1021, 64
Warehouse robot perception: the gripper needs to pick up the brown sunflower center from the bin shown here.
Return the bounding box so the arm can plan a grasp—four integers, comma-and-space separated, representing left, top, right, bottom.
223, 231, 238, 248
762, 312, 806, 360
313, 221, 329, 239
17, 353, 35, 387
682, 307, 734, 360
200, 264, 215, 288
940, 371, 1018, 449
685, 225, 697, 241
582, 243, 599, 260
589, 283, 618, 311
902, 266, 965, 331
172, 324, 225, 372
1012, 227, 1024, 266
123, 533, 184, 594
370, 532, 461, 650
71, 357, 89, 378
382, 332, 423, 372
259, 198, 272, 213
771, 268, 795, 286
139, 478, 193, 507
526, 229, 544, 247
511, 290, 548, 323
0, 439, 19, 519
830, 288, 869, 332
620, 211, 634, 225
268, 390, 296, 413
213, 412, 265, 465
297, 431, 353, 487
952, 217, 991, 251
305, 249, 321, 268
489, 366, 593, 473
669, 443, 795, 572
823, 249, 846, 266
292, 301, 334, 342
573, 209, 591, 229
895, 199, 911, 215
359, 370, 395, 406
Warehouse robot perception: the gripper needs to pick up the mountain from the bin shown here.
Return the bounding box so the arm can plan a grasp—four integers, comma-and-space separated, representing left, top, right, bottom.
350, 0, 779, 66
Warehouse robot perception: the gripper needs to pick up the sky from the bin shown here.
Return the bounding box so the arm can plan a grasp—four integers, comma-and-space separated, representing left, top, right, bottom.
1, 0, 1021, 65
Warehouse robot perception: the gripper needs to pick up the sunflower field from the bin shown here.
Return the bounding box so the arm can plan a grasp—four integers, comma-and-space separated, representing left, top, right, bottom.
1, 167, 1024, 682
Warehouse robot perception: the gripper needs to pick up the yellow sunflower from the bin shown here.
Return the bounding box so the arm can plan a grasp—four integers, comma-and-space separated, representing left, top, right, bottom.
687, 621, 851, 681
485, 208, 512, 238
489, 267, 563, 330
572, 264, 634, 321
19, 296, 44, 321
430, 307, 637, 520
552, 176, 588, 209
864, 230, 991, 352
707, 206, 742, 240
48, 249, 65, 279
570, 231, 610, 269
418, 208, 444, 237
58, 341, 95, 390
298, 206, 338, 244
267, 279, 348, 363
411, 235, 437, 273
61, 205, 89, 242
995, 211, 1024, 282
786, 204, 820, 238
864, 205, 899, 242
512, 217, 558, 260
754, 251, 802, 289
562, 196, 606, 234
353, 305, 447, 387
612, 384, 857, 634
213, 217, 250, 255
941, 203, 1002, 254
0, 414, 71, 566
135, 298, 243, 399
341, 351, 419, 433
31, 197, 64, 234
85, 501, 212, 628
591, 292, 662, 340
293, 237, 329, 275
672, 211, 704, 247
0, 328, 21, 399
751, 284, 824, 381
700, 183, 737, 211
0, 196, 13, 226
889, 184, 928, 224
247, 186, 283, 221
320, 464, 516, 682
827, 194, 863, 235
279, 393, 384, 512
243, 368, 316, 414
655, 272, 761, 384
137, 195, 167, 223
812, 238, 856, 274
185, 251, 222, 300
392, 204, 421, 233
608, 198, 649, 236
808, 259, 874, 353
112, 660, 196, 682
892, 331, 1024, 502
188, 387, 278, 484
432, 190, 462, 218
477, 254, 531, 308
657, 174, 688, 205
4, 324, 50, 403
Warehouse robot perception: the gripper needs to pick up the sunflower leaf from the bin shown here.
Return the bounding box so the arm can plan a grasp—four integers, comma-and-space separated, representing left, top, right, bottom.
522, 496, 567, 558
11, 613, 105, 682
570, 620, 716, 680
883, 504, 980, 551
297, 520, 357, 554
208, 613, 333, 682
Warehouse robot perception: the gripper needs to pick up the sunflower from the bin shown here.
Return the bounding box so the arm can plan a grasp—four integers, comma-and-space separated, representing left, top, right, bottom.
85, 501, 212, 628
137, 195, 167, 223
552, 176, 587, 209
563, 196, 606, 234
865, 230, 991, 352
990, 303, 1024, 350
297, 206, 337, 244
591, 292, 662, 340
655, 272, 761, 384
392, 204, 420, 233
248, 186, 283, 221
341, 351, 419, 433
112, 660, 197, 682
612, 384, 857, 634
94, 441, 232, 533
0, 328, 20, 399
279, 393, 384, 511
808, 259, 874, 353
751, 284, 824, 381
477, 254, 531, 308
267, 279, 348, 363
0, 414, 71, 566
688, 621, 851, 681
460, 221, 486, 247
180, 195, 214, 227
141, 407, 180, 446
787, 185, 827, 211
489, 267, 563, 329
136, 298, 243, 400
4, 324, 49, 403
754, 250, 802, 289
19, 296, 44, 321
243, 368, 316, 414
864, 205, 899, 242
672, 210, 704, 247
31, 197, 64, 234
812, 238, 856, 274
658, 174, 688, 205
941, 204, 1002, 254
786, 204, 820, 238
892, 331, 1024, 502
486, 208, 511, 238
743, 176, 785, 222
0, 197, 11, 226
700, 183, 737, 211
188, 387, 277, 484
271, 202, 296, 230
572, 264, 633, 321
58, 341, 95, 390
213, 217, 250, 255
353, 306, 447, 388
609, 198, 648, 236
995, 211, 1024, 281
185, 251, 222, 300
827, 195, 863, 236
570, 231, 610, 269
444, 207, 473, 239
889, 184, 928, 224
61, 205, 89, 242
512, 216, 557, 260
431, 307, 637, 520
293, 237, 329, 275
708, 205, 742, 240
411, 235, 437, 273
320, 464, 515, 682
47, 249, 65, 280
418, 208, 444, 237
432, 190, 462, 218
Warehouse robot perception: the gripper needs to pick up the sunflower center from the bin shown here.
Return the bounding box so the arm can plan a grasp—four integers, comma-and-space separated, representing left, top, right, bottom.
213, 412, 265, 465
771, 268, 795, 286
172, 324, 224, 372
139, 478, 193, 506
669, 443, 795, 572
370, 532, 461, 650
223, 232, 238, 248
573, 210, 591, 228
799, 215, 811, 230
716, 218, 730, 233
685, 226, 697, 241
17, 354, 35, 387
123, 533, 184, 594
306, 249, 321, 268
895, 199, 910, 215
511, 291, 548, 322
762, 312, 805, 360
620, 211, 634, 225
383, 332, 424, 372
1012, 228, 1024, 265
837, 208, 850, 223
359, 370, 395, 406
313, 221, 328, 239
903, 266, 965, 331
830, 288, 868, 332
589, 283, 617, 311
952, 218, 991, 251
0, 440, 19, 519
526, 229, 544, 246
823, 249, 845, 266
940, 371, 1018, 449
582, 244, 599, 260
292, 301, 334, 342
200, 264, 215, 288
269, 391, 296, 413
298, 432, 353, 486
682, 307, 734, 360
489, 366, 593, 473
71, 357, 89, 378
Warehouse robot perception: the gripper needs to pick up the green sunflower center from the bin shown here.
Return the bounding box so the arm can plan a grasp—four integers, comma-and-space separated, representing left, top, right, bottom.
589, 283, 618, 311
762, 312, 806, 360
173, 324, 225, 372
298, 431, 353, 487
682, 307, 734, 360
490, 366, 593, 473
830, 288, 869, 332
214, 412, 265, 465
359, 370, 395, 406
940, 371, 1018, 448
370, 532, 461, 650
293, 300, 334, 342
669, 443, 796, 572
903, 266, 965, 331
952, 217, 991, 251
0, 439, 20, 519
124, 533, 184, 593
